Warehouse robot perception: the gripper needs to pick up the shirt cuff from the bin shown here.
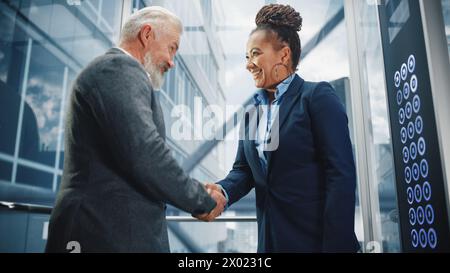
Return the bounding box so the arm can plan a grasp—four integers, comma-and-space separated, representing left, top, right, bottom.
216, 184, 230, 211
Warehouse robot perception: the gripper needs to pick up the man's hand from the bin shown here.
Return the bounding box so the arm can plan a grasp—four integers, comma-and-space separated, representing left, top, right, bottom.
205, 183, 222, 193
194, 184, 227, 222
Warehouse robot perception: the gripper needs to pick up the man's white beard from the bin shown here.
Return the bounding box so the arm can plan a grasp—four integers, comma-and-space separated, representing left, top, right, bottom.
143, 52, 165, 90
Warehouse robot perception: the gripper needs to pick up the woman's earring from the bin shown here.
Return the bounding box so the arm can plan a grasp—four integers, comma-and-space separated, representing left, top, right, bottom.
275, 66, 279, 81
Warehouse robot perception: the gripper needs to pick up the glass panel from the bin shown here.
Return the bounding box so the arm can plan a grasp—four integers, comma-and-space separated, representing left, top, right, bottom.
19, 40, 66, 166
0, 161, 12, 182
351, 1, 401, 252
0, 0, 123, 196
442, 0, 450, 59
16, 165, 53, 189
132, 0, 147, 12
168, 220, 258, 253
100, 0, 122, 34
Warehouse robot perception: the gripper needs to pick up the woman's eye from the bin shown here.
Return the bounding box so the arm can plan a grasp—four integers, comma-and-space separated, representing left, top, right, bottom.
246, 51, 260, 61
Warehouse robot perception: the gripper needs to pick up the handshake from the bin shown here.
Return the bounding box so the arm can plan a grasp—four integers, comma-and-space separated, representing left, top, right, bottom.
194, 183, 227, 222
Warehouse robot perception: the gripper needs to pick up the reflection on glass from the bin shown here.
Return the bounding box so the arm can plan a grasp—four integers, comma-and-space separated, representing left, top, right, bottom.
386, 0, 410, 43
20, 40, 65, 166
0, 0, 123, 191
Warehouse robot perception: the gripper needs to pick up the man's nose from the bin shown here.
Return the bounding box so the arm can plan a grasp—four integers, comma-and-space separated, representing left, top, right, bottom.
168, 59, 175, 69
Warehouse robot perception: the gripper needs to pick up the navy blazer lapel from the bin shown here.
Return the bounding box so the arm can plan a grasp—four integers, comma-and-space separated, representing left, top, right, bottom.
243, 99, 266, 182
277, 74, 304, 130
266, 75, 305, 173
244, 139, 265, 181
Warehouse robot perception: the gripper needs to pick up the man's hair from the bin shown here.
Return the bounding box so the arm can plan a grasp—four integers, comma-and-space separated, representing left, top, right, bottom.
119, 6, 183, 44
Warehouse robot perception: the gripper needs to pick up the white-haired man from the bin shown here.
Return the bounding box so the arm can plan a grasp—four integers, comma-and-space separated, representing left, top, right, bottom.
45, 6, 226, 253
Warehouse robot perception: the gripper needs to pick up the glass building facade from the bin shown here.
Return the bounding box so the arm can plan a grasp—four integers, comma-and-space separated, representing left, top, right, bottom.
443, 0, 450, 56
0, 0, 124, 191
1, 0, 450, 253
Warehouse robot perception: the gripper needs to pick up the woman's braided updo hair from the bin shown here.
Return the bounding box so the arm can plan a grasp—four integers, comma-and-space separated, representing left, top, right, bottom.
252, 4, 303, 71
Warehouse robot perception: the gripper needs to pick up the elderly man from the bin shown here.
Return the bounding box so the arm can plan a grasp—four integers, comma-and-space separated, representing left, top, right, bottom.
45, 6, 226, 253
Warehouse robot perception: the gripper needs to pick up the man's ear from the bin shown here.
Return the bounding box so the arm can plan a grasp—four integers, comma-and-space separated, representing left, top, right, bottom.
139, 24, 154, 48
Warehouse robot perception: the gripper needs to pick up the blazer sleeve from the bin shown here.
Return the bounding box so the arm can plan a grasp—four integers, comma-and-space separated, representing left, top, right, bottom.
81, 56, 216, 215
309, 82, 358, 252
217, 139, 255, 206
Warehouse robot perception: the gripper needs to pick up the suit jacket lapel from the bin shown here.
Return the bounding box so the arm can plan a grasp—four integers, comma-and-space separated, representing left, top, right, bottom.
243, 101, 266, 182
266, 75, 305, 173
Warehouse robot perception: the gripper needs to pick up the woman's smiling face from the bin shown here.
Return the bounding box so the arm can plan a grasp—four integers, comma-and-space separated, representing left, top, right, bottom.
246, 30, 290, 90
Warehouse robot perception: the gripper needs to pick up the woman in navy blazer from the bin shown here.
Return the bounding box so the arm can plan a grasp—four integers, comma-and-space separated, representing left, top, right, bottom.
208, 4, 360, 252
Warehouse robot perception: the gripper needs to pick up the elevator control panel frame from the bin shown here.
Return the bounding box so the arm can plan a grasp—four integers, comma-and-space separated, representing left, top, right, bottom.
378, 0, 450, 252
